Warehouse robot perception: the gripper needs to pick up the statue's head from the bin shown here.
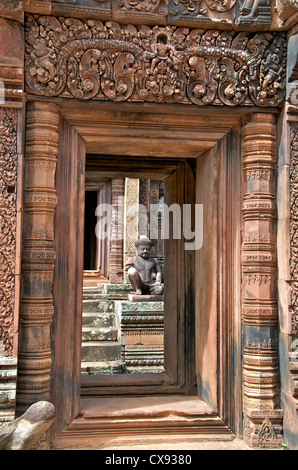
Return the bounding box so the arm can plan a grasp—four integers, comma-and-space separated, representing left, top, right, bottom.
135, 236, 153, 259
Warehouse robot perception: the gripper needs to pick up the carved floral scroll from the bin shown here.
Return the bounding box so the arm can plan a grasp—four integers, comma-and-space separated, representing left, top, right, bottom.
0, 108, 17, 356
25, 14, 286, 107
289, 122, 298, 402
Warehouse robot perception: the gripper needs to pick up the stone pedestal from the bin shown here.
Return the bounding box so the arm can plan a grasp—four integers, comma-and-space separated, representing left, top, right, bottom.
115, 299, 164, 373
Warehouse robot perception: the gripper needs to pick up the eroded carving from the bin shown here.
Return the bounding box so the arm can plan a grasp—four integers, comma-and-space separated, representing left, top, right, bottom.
116, 0, 163, 13
0, 401, 55, 450
25, 15, 287, 107
236, 0, 271, 26
275, 0, 298, 27
205, 0, 236, 11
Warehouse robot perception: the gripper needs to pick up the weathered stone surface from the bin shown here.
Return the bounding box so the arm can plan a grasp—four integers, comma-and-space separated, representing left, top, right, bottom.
0, 401, 55, 450
82, 326, 118, 341
81, 341, 122, 362
82, 312, 116, 328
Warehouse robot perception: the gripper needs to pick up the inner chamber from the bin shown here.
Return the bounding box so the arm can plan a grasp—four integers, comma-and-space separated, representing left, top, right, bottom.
81, 158, 165, 376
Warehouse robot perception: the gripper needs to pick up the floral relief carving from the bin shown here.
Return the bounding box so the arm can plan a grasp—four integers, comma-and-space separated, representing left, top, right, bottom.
25, 15, 286, 107
0, 108, 18, 356
290, 124, 298, 343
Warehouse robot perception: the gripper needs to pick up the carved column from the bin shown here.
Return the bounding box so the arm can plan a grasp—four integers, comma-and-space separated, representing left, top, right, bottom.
16, 101, 59, 414
124, 178, 140, 261
241, 113, 283, 448
109, 178, 125, 284
139, 178, 150, 238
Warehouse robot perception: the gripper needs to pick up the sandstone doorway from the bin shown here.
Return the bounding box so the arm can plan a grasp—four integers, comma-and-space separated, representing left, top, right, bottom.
80, 155, 196, 392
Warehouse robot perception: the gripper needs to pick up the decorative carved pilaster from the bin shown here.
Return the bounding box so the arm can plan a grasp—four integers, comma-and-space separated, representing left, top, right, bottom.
16, 102, 59, 414
289, 122, 298, 405
241, 113, 283, 448
109, 178, 125, 284
0, 108, 18, 357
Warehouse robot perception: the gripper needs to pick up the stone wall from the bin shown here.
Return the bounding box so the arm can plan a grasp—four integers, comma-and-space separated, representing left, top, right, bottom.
0, 17, 24, 422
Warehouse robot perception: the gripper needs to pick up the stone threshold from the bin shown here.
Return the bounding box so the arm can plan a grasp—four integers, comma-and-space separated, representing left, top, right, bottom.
52, 396, 235, 450
80, 396, 215, 419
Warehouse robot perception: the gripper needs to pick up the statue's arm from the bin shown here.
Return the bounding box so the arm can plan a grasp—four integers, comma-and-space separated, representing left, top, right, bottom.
125, 257, 135, 269
154, 259, 162, 283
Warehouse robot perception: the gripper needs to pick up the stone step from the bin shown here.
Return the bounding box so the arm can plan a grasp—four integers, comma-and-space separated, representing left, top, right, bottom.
81, 341, 122, 362
82, 284, 134, 301
82, 312, 116, 328
104, 284, 133, 294
82, 299, 114, 314
82, 326, 118, 342
116, 301, 164, 313
81, 360, 125, 376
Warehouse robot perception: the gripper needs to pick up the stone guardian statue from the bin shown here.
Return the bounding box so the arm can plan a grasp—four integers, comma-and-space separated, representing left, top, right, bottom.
126, 236, 163, 296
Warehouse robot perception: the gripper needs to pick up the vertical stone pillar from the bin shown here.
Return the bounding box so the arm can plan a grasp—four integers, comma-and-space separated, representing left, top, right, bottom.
139, 178, 150, 237
241, 113, 283, 448
109, 178, 125, 283
0, 17, 24, 422
16, 101, 59, 414
124, 178, 140, 261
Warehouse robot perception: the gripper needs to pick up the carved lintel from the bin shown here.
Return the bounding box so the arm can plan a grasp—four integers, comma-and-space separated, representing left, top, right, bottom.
24, 15, 287, 108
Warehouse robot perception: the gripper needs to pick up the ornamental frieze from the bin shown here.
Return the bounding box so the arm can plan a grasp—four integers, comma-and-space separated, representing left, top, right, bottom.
25, 14, 286, 107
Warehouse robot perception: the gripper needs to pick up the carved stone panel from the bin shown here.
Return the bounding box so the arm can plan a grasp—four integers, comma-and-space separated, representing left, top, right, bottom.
52, 0, 111, 20
168, 0, 237, 28
236, 0, 271, 28
0, 108, 18, 358
289, 122, 298, 403
25, 14, 287, 107
112, 0, 168, 25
